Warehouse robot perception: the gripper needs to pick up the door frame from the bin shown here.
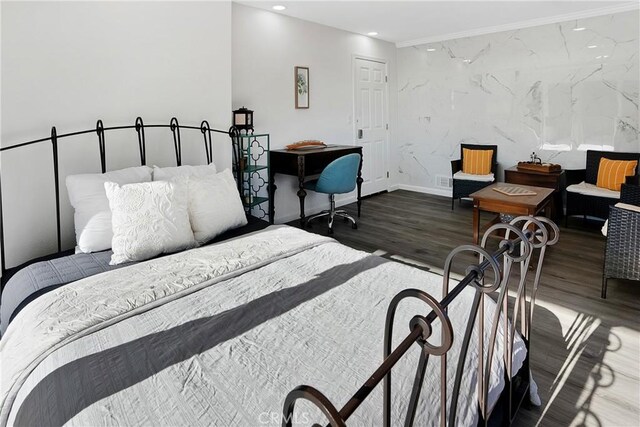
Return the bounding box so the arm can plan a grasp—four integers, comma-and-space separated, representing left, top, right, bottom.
352, 54, 390, 194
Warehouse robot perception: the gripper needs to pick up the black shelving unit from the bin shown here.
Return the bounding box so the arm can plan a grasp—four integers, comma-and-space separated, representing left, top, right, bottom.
231, 132, 270, 222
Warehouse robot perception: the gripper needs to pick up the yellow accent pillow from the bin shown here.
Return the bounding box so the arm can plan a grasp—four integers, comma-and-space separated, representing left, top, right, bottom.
596, 158, 638, 191
462, 148, 493, 175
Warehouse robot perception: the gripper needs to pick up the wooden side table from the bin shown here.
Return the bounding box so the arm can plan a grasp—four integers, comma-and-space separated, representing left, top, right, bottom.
504, 166, 565, 220
470, 183, 555, 244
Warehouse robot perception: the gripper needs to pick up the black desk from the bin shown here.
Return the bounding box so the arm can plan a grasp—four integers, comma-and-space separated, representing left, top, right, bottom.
268, 145, 363, 225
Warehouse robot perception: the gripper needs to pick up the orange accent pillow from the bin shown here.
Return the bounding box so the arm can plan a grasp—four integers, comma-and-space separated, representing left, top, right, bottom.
462, 148, 493, 175
596, 158, 638, 191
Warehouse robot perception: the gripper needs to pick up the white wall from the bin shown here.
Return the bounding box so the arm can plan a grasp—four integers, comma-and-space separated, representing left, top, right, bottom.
1, 1, 232, 268
232, 3, 398, 223
395, 11, 640, 196
6, 2, 635, 269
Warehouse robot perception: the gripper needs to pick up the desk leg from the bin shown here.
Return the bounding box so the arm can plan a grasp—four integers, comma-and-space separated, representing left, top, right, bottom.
473, 203, 480, 245
268, 169, 276, 224
297, 185, 307, 227
356, 157, 363, 217
297, 156, 306, 227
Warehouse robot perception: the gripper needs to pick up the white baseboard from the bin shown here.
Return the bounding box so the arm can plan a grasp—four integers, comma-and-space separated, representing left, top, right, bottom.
391, 184, 452, 198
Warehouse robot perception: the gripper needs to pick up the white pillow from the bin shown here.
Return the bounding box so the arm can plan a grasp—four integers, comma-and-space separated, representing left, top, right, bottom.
153, 163, 217, 181
66, 166, 153, 253
186, 169, 248, 245
105, 179, 196, 265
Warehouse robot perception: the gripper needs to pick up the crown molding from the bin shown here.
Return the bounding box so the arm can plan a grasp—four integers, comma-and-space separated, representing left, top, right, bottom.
395, 2, 640, 48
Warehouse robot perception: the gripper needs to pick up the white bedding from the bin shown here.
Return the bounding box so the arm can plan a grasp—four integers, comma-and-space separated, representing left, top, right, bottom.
0, 226, 529, 426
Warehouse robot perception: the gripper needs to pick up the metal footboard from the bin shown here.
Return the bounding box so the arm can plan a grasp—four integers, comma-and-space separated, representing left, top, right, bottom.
282, 216, 559, 426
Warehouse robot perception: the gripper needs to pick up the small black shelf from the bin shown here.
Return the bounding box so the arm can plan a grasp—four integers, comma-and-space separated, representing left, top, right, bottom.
232, 132, 270, 222
243, 196, 269, 208
243, 164, 268, 173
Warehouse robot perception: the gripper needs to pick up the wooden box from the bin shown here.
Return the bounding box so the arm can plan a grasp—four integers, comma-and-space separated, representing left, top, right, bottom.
516, 162, 562, 173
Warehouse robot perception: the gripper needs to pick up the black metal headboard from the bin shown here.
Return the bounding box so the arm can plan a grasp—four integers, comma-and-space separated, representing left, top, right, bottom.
0, 117, 233, 276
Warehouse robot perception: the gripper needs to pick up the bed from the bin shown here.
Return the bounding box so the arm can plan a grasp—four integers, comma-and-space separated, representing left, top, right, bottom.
1, 224, 545, 426
0, 118, 559, 426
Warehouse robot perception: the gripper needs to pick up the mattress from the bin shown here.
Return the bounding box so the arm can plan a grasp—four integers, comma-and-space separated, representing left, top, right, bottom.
0, 217, 269, 335
0, 226, 530, 426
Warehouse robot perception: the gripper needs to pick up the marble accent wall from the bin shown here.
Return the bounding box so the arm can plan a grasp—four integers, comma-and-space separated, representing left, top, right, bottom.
395, 11, 639, 192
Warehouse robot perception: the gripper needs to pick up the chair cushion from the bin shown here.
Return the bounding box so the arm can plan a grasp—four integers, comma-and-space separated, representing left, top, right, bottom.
462, 148, 493, 175
567, 181, 620, 199
596, 158, 638, 191
453, 171, 494, 182
601, 202, 640, 236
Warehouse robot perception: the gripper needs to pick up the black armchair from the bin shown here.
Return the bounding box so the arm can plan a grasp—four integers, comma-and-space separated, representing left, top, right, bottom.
451, 144, 498, 210
565, 150, 640, 223
602, 184, 640, 298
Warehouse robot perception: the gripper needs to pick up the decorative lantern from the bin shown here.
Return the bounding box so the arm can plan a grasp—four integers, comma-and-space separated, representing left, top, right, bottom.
232, 107, 254, 131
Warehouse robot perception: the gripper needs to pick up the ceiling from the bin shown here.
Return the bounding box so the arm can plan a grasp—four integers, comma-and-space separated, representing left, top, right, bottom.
238, 1, 639, 46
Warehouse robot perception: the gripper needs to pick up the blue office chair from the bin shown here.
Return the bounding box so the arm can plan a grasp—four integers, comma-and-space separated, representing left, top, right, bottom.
305, 153, 361, 234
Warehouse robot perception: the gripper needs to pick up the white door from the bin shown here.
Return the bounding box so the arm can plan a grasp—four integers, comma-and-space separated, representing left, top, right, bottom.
354, 57, 388, 196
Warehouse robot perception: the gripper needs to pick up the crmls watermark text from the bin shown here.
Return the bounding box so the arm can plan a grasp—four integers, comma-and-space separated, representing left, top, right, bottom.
258, 411, 311, 425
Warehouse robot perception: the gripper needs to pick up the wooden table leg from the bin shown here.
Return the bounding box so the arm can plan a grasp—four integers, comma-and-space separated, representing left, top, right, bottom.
297, 185, 307, 227
297, 156, 306, 227
473, 203, 480, 245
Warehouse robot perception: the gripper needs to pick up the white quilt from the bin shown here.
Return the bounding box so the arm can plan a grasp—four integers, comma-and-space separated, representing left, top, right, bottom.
0, 226, 529, 426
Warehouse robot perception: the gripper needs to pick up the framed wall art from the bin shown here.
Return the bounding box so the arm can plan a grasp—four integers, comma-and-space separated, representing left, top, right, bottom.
295, 66, 309, 109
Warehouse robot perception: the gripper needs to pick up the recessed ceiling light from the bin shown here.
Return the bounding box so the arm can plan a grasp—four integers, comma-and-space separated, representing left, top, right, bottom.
426, 48, 436, 52
596, 55, 602, 59
463, 59, 471, 63
603, 55, 609, 58
367, 32, 378, 36
272, 5, 286, 11
587, 45, 597, 49
573, 27, 586, 31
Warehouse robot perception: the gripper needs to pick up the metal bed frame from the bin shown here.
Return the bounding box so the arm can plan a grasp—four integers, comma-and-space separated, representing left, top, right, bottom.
0, 117, 235, 277
283, 216, 559, 426
2, 118, 559, 426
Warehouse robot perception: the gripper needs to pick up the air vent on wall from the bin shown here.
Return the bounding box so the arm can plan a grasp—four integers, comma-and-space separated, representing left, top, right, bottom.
436, 175, 453, 189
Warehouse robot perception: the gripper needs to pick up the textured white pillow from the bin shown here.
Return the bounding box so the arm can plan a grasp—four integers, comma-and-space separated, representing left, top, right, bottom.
105, 179, 196, 265
66, 166, 153, 253
187, 169, 248, 245
153, 163, 217, 181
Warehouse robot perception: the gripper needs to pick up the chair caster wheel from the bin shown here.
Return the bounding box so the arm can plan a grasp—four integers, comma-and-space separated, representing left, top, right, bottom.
352, 223, 358, 230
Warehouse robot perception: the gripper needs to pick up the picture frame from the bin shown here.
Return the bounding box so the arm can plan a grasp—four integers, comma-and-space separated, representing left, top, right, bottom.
295, 66, 309, 109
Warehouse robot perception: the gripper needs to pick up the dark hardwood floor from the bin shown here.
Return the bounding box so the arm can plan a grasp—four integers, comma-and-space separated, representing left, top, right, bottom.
289, 190, 640, 427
